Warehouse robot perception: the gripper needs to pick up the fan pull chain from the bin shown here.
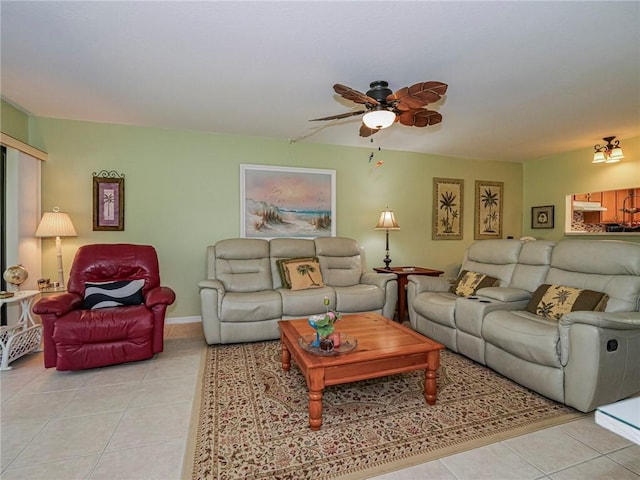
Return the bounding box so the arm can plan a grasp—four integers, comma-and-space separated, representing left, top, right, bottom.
369, 144, 384, 168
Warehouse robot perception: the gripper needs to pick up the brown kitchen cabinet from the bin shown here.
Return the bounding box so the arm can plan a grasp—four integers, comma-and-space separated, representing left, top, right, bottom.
601, 189, 637, 224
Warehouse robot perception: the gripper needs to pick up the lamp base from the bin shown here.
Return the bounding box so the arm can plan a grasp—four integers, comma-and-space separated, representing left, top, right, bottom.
383, 253, 392, 269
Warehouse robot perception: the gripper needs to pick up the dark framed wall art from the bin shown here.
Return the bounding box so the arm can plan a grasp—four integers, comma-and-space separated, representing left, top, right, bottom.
531, 205, 554, 229
474, 180, 504, 240
93, 170, 125, 231
432, 177, 464, 240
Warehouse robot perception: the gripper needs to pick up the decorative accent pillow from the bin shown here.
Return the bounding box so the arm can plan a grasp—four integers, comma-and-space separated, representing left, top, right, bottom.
276, 257, 318, 289
83, 279, 145, 309
450, 270, 499, 297
283, 259, 325, 291
526, 284, 609, 320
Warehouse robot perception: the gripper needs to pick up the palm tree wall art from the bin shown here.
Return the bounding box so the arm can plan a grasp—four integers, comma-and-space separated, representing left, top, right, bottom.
433, 178, 464, 240
474, 180, 504, 239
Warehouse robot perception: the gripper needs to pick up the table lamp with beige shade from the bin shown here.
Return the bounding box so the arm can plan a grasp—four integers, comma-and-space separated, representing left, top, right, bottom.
374, 207, 400, 269
35, 207, 77, 289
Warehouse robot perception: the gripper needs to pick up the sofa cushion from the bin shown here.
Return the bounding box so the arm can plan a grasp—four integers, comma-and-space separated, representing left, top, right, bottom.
451, 270, 499, 297
276, 257, 318, 289
466, 239, 522, 264
279, 287, 335, 317
546, 240, 640, 312
334, 284, 384, 312
83, 279, 145, 309
52, 306, 155, 370
414, 291, 458, 328
315, 237, 363, 287
216, 257, 272, 292
483, 310, 561, 368
269, 238, 317, 288
53, 305, 154, 343
220, 290, 282, 322
526, 284, 608, 320
284, 259, 325, 290
508, 241, 555, 293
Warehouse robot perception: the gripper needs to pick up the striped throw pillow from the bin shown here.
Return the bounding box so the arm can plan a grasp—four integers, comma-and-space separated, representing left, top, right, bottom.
83, 279, 145, 310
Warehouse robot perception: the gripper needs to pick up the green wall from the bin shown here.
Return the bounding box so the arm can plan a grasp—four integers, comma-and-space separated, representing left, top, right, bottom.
28, 117, 524, 318
523, 136, 640, 241
1, 99, 30, 142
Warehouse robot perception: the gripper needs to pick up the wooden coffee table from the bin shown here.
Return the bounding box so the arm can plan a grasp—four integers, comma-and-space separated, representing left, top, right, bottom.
278, 313, 444, 430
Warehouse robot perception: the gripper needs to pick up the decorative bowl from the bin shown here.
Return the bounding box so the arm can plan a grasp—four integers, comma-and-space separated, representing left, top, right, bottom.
298, 333, 358, 356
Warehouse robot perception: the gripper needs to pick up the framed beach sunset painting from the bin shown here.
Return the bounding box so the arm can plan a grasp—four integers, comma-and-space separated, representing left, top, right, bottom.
240, 165, 336, 238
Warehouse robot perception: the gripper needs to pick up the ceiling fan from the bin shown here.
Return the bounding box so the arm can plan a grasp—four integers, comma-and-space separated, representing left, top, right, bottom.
310, 80, 448, 137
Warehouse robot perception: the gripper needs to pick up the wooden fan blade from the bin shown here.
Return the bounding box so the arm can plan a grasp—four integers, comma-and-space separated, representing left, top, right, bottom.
388, 81, 448, 111
359, 123, 380, 137
397, 109, 443, 127
334, 84, 379, 106
310, 110, 366, 121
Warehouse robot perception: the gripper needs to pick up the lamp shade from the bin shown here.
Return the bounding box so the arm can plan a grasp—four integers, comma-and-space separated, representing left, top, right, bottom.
374, 209, 400, 230
35, 207, 77, 238
606, 147, 624, 163
592, 151, 606, 163
363, 110, 396, 130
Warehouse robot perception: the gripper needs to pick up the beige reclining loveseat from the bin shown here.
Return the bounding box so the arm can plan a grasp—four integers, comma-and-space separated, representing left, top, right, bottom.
408, 239, 640, 412
200, 237, 398, 344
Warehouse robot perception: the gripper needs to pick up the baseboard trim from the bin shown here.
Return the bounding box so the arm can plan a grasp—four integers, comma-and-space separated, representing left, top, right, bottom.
166, 316, 202, 325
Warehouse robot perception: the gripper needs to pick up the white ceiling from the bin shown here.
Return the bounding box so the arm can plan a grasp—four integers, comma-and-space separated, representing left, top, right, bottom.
1, 1, 639, 162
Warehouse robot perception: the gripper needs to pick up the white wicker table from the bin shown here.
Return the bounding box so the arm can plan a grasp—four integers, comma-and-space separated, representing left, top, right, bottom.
0, 290, 42, 370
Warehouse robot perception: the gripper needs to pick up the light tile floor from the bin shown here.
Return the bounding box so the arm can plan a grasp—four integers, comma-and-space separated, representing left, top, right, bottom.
1, 322, 638, 480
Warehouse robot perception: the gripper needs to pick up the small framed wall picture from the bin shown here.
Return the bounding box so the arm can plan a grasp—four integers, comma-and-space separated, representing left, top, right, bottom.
531, 205, 554, 229
93, 170, 125, 231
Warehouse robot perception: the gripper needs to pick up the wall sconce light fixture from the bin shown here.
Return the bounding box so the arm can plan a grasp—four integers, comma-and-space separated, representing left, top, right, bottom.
593, 136, 624, 164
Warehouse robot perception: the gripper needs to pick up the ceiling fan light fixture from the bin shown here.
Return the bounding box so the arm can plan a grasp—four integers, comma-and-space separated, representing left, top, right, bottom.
363, 109, 396, 130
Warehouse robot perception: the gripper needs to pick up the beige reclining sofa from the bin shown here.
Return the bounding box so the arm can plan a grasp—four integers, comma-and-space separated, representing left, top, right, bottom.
200, 237, 398, 344
408, 239, 640, 412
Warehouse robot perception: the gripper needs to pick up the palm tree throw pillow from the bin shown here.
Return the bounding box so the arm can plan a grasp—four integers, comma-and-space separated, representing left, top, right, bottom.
283, 259, 325, 291
450, 270, 499, 297
276, 257, 318, 289
526, 284, 609, 320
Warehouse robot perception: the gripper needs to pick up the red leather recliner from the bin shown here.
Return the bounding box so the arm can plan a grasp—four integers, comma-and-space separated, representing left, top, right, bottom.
33, 244, 176, 371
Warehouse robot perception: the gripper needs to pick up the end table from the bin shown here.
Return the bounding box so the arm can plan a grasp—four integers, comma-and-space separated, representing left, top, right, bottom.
0, 290, 42, 370
374, 266, 444, 323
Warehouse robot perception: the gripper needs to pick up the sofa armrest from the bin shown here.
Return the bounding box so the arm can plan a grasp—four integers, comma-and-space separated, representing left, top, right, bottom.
33, 292, 83, 317
199, 279, 226, 295
477, 287, 531, 303
199, 279, 227, 344
408, 275, 450, 294
559, 310, 640, 366
361, 272, 398, 319
361, 271, 396, 289
560, 311, 640, 330
559, 311, 640, 412
559, 311, 640, 365
145, 286, 176, 308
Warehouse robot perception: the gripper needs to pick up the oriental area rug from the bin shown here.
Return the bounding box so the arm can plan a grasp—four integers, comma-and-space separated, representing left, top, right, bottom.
184, 341, 582, 480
